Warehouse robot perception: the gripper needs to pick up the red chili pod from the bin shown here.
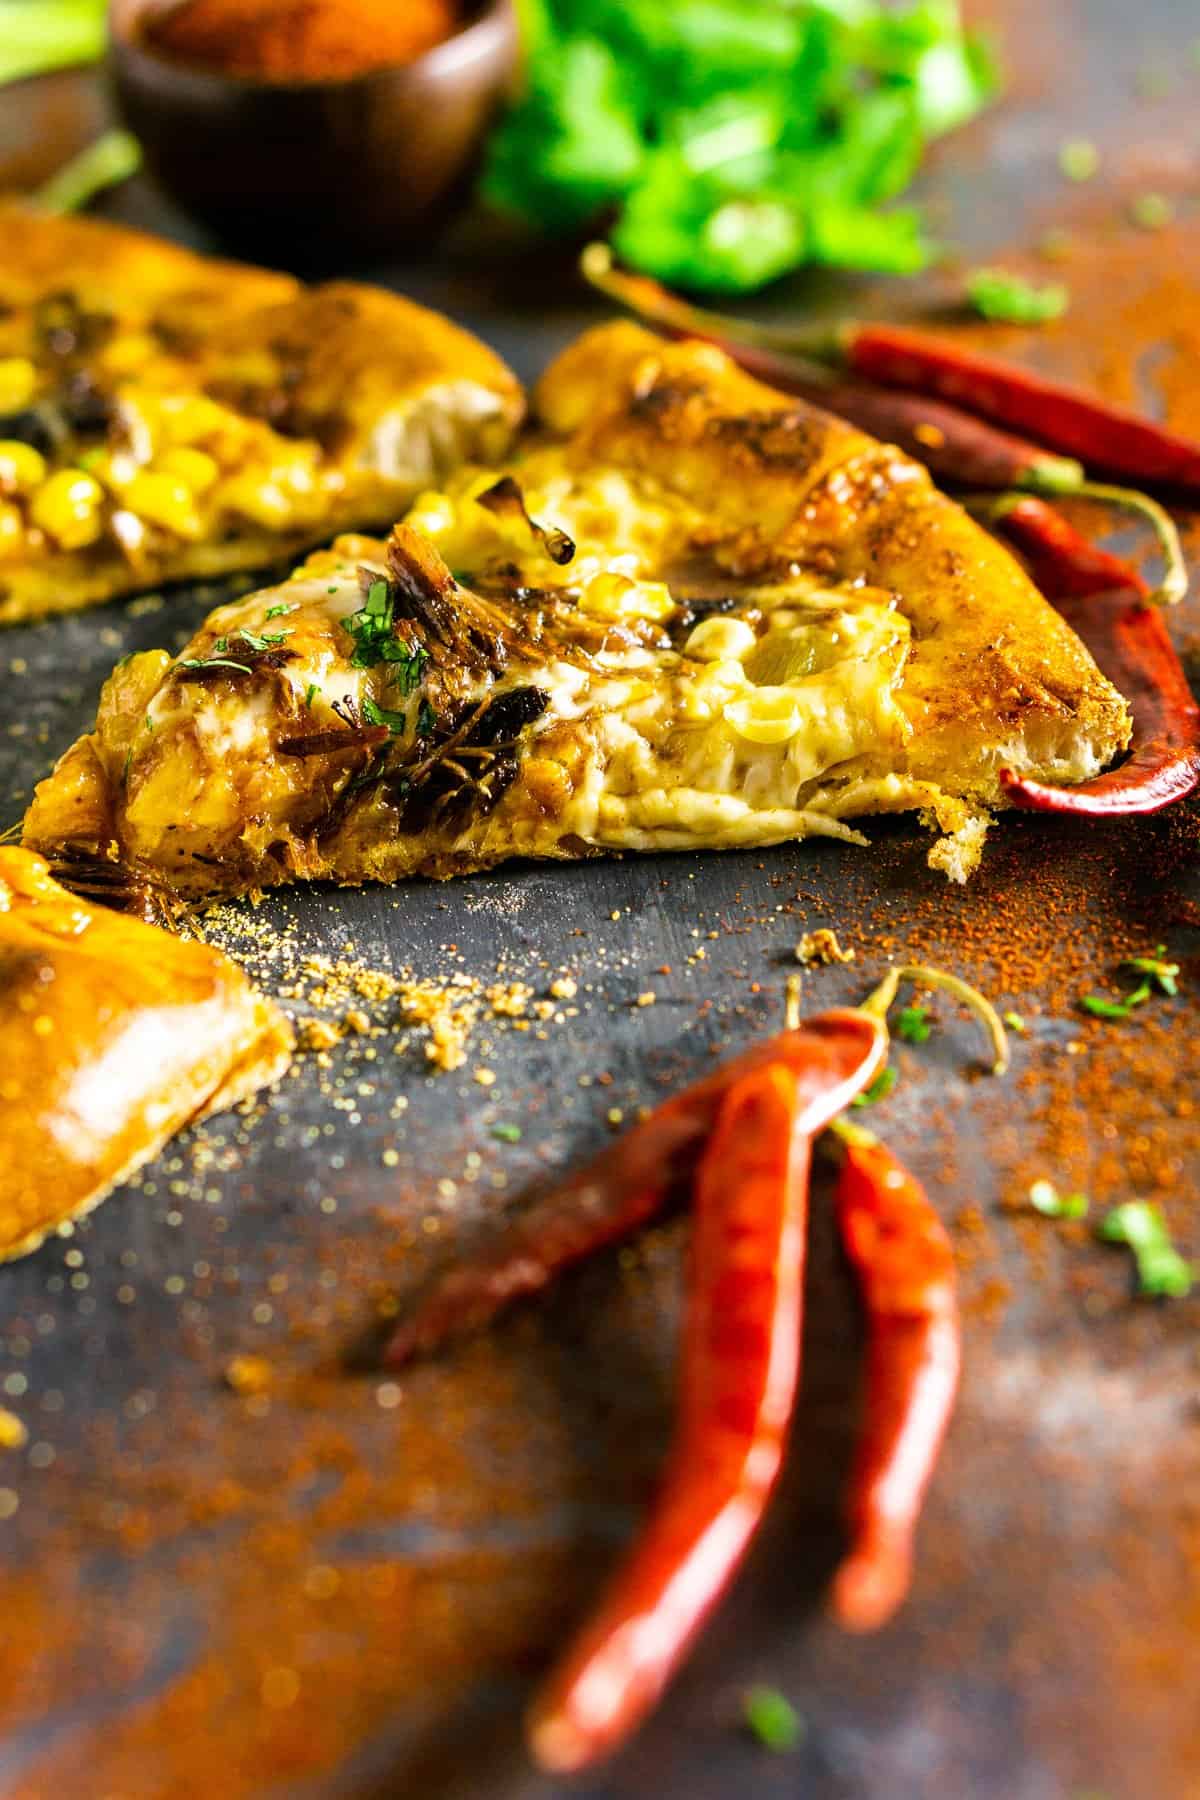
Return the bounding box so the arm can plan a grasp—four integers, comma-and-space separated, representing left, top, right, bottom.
995, 498, 1200, 816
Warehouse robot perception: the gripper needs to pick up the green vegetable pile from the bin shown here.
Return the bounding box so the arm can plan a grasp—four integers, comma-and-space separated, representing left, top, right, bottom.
483, 0, 997, 293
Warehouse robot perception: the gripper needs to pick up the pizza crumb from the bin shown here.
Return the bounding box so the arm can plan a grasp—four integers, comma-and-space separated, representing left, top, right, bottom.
795, 928, 855, 966
224, 1355, 273, 1396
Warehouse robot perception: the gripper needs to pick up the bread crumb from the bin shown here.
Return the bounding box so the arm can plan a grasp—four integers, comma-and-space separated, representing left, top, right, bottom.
795, 928, 856, 966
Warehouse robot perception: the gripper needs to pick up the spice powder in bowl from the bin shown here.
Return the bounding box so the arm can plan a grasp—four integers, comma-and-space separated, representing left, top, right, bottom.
140, 0, 463, 83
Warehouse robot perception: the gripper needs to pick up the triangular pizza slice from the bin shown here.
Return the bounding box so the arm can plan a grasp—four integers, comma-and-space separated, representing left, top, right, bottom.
0, 205, 522, 622
23, 323, 1130, 892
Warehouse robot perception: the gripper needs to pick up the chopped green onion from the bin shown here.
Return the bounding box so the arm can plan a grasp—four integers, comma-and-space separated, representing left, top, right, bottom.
1097, 1203, 1193, 1299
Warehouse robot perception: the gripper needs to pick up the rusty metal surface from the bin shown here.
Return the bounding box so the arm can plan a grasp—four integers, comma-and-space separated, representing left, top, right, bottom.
2, 3, 1200, 1795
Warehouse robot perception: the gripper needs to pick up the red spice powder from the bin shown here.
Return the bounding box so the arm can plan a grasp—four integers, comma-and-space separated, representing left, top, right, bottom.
143, 0, 462, 83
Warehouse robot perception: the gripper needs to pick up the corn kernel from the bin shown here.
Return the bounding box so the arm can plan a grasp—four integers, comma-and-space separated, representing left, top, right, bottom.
579, 572, 676, 623
157, 394, 232, 443
0, 358, 36, 413
0, 502, 23, 559
100, 332, 158, 376
684, 616, 757, 662
157, 446, 219, 494
220, 475, 293, 527
0, 440, 48, 496
724, 691, 804, 745
30, 470, 105, 550
122, 470, 202, 539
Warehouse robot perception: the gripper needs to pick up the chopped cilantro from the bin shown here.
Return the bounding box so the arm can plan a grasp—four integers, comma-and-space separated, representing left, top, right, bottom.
1003, 1011, 1027, 1034
234, 626, 289, 652
143, 714, 153, 733
264, 602, 298, 620
340, 578, 428, 691
742, 1686, 803, 1753
1028, 1178, 1088, 1220
1058, 138, 1099, 182
491, 1123, 522, 1143
482, 0, 997, 294
362, 694, 410, 734
178, 655, 253, 675
896, 1003, 931, 1044
965, 267, 1069, 324
851, 1065, 897, 1108
1098, 1202, 1193, 1299
304, 682, 319, 708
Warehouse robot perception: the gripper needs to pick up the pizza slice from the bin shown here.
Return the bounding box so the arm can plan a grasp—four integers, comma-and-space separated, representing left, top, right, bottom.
0, 204, 522, 623
23, 322, 1130, 893
0, 848, 293, 1262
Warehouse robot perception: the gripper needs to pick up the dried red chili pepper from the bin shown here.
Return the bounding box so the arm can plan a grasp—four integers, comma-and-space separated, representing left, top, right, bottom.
581, 246, 1187, 603
836, 322, 1200, 495
993, 497, 1200, 815
528, 1060, 813, 1773
828, 1125, 960, 1634
581, 244, 1081, 496
384, 1009, 883, 1367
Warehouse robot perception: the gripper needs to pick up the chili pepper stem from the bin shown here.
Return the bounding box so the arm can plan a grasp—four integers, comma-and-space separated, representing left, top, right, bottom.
860, 964, 1010, 1075
987, 480, 1188, 606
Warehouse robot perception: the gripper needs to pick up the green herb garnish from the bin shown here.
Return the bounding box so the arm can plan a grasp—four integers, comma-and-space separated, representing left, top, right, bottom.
264, 602, 298, 621
1130, 191, 1173, 231
1097, 1202, 1193, 1299
1120, 945, 1179, 996
482, 0, 997, 294
304, 682, 319, 709
491, 1123, 522, 1143
965, 267, 1069, 324
742, 1685, 803, 1753
1028, 1179, 1088, 1220
178, 655, 254, 675
1058, 138, 1099, 182
1003, 1011, 1027, 1034
340, 579, 428, 692
362, 695, 410, 734
896, 1003, 931, 1044
233, 626, 289, 652
851, 1065, 898, 1108
416, 697, 437, 738
1079, 947, 1179, 1020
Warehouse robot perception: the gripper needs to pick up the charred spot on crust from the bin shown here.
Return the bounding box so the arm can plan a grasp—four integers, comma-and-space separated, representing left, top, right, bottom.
42, 846, 190, 933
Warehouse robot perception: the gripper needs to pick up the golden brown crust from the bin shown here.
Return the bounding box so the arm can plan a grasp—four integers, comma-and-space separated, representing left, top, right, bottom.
23, 325, 1132, 897
536, 324, 1131, 795
0, 205, 523, 623
0, 848, 293, 1261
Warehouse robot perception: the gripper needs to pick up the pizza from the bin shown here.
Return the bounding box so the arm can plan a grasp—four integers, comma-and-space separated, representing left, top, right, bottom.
22, 322, 1131, 895
0, 204, 522, 623
0, 847, 293, 1262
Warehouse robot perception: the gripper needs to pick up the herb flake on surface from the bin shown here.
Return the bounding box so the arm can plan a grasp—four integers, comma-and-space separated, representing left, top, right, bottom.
1097, 1203, 1193, 1299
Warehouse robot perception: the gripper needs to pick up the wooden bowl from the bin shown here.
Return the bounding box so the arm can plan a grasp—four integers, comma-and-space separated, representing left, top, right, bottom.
107, 0, 516, 263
